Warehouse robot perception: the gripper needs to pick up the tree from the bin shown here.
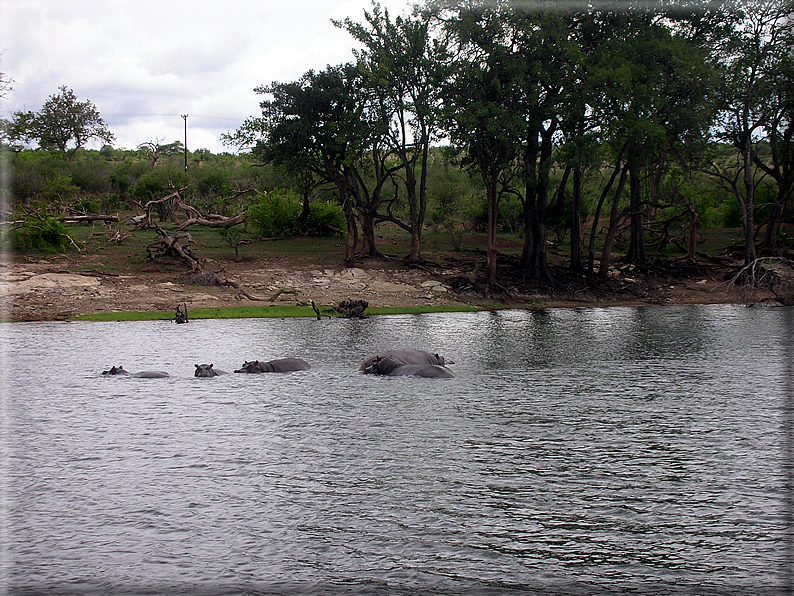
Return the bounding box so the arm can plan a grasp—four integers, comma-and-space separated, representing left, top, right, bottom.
234, 65, 375, 266
338, 2, 449, 264
138, 138, 185, 167
751, 2, 794, 251
10, 86, 115, 160
439, 2, 523, 287
587, 6, 717, 270
713, 0, 793, 265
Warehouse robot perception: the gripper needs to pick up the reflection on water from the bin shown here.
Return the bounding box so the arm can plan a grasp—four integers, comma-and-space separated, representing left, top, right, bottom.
2, 305, 792, 595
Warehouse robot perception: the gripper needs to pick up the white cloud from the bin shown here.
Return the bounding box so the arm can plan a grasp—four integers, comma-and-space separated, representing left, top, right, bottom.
1, 0, 415, 153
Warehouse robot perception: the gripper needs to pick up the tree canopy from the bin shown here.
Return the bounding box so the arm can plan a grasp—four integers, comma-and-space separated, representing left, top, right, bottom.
8, 86, 115, 160
213, 0, 794, 284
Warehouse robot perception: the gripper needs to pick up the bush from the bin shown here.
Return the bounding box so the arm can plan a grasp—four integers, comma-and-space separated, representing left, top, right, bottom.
74, 197, 101, 214
247, 189, 301, 238
304, 201, 345, 237
13, 216, 70, 252
70, 157, 112, 194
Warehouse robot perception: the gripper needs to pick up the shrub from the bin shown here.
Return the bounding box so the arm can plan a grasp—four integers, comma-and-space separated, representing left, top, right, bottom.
13, 216, 70, 252
74, 197, 101, 214
304, 201, 345, 237
247, 189, 301, 238
70, 157, 112, 194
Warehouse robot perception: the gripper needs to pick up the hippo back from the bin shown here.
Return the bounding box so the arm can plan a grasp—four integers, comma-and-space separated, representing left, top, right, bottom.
264, 358, 311, 372
130, 370, 170, 378
360, 349, 446, 371
235, 358, 310, 373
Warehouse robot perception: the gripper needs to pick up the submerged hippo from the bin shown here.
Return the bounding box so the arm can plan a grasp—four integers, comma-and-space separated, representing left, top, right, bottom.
194, 363, 228, 377
365, 355, 454, 378
234, 358, 311, 373
361, 349, 454, 378
359, 349, 448, 372
102, 365, 170, 379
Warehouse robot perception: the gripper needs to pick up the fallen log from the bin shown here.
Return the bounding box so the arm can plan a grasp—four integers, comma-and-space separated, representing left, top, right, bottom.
63, 214, 120, 224
145, 221, 201, 272
176, 212, 246, 230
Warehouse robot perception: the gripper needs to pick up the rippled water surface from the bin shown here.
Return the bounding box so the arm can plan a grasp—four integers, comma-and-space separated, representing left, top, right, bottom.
2, 305, 792, 595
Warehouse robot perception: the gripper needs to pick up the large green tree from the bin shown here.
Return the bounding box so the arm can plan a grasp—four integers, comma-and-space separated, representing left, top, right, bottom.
439, 2, 523, 287
231, 65, 375, 266
10, 86, 114, 160
338, 3, 449, 264
713, 0, 794, 265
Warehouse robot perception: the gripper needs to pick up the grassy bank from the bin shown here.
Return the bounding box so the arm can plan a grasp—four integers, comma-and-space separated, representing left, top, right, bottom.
72, 304, 483, 322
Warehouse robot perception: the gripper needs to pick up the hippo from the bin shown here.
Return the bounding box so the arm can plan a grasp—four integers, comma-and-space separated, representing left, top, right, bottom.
194, 363, 228, 377
359, 349, 450, 372
102, 365, 170, 378
234, 358, 311, 373
362, 353, 454, 378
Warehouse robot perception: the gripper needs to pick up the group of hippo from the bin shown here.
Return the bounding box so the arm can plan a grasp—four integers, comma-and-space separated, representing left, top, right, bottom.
101, 349, 454, 379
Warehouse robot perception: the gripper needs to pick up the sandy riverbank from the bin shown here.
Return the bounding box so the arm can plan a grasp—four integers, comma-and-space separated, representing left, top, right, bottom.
2, 249, 773, 322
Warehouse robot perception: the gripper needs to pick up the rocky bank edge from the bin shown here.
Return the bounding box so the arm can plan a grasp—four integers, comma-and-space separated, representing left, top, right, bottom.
0, 253, 773, 322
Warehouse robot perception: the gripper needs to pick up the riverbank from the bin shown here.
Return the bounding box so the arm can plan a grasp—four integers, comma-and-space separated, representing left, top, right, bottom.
2, 245, 776, 322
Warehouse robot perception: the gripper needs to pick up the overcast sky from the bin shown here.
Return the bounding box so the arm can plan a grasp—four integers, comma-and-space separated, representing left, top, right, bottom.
1, 0, 416, 154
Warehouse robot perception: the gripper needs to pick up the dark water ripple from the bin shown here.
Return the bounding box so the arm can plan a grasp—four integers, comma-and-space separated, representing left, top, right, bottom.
2, 305, 791, 595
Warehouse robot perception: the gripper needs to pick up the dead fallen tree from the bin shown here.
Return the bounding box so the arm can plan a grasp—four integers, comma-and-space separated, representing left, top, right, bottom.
131, 186, 248, 232
145, 220, 201, 272
176, 211, 246, 230
63, 214, 120, 224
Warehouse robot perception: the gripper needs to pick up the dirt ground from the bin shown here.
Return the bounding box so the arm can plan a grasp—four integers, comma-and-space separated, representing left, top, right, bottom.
4, 247, 785, 322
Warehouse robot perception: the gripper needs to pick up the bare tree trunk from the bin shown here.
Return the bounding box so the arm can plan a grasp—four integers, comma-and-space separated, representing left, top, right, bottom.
599, 165, 629, 279
683, 196, 699, 259
588, 145, 626, 276
528, 128, 554, 281
521, 138, 539, 270
570, 164, 584, 273
486, 176, 499, 287
625, 155, 647, 266
358, 208, 381, 258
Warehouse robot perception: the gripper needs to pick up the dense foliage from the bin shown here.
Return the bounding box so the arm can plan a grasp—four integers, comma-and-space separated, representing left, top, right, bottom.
2, 0, 793, 285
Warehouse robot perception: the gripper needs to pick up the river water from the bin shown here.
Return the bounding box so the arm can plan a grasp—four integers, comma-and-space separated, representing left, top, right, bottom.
1, 305, 792, 595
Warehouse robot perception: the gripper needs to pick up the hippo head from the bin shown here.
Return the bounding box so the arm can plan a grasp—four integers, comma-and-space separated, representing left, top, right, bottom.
102, 366, 127, 375
234, 360, 262, 373
194, 363, 218, 377
367, 355, 404, 376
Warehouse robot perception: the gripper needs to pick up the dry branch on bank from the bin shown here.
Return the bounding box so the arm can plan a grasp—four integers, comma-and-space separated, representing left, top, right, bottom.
176, 212, 246, 230
63, 214, 120, 224
145, 221, 201, 272
131, 187, 247, 232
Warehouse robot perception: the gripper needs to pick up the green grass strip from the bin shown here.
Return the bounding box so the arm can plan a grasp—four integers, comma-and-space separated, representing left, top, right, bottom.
72, 304, 481, 322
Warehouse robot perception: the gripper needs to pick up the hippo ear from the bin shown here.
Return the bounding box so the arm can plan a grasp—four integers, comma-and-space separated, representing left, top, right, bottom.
210, 363, 214, 368
195, 364, 200, 368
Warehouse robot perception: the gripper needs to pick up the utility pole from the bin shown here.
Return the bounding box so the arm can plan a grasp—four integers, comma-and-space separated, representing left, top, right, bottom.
181, 114, 188, 171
